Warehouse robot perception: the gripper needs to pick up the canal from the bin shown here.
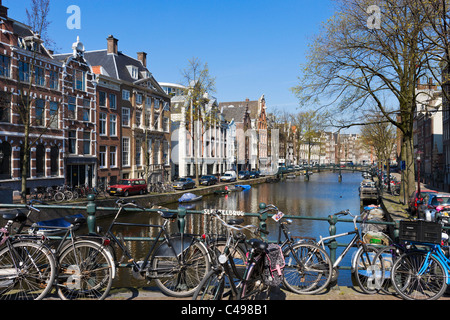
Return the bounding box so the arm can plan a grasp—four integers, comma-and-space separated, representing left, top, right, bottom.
97, 171, 365, 289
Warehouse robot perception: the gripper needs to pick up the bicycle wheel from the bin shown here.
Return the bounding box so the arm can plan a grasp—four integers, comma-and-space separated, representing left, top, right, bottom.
54, 192, 65, 203
372, 245, 405, 295
239, 256, 268, 300
353, 245, 383, 294
282, 242, 332, 294
192, 268, 234, 300
57, 241, 114, 300
0, 241, 56, 300
153, 241, 210, 297
210, 239, 247, 278
391, 251, 447, 300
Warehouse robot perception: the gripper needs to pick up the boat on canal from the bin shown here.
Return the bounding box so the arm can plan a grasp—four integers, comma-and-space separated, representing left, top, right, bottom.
178, 193, 203, 203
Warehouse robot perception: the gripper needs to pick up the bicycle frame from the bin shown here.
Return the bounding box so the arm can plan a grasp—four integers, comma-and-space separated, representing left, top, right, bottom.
103, 204, 197, 277
413, 243, 450, 285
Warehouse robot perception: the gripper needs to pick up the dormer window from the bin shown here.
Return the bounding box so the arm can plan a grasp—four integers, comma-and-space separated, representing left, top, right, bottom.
127, 66, 139, 80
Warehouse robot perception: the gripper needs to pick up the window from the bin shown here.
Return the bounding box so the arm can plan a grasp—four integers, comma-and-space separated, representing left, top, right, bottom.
34, 66, 45, 86
50, 146, 59, 176
122, 137, 130, 167
99, 91, 106, 107
99, 112, 107, 135
74, 70, 86, 91
35, 144, 45, 177
136, 94, 142, 105
135, 110, 141, 127
83, 131, 90, 155
82, 99, 90, 122
18, 61, 30, 82
135, 139, 141, 166
154, 99, 160, 110
0, 141, 11, 180
109, 146, 117, 167
146, 97, 152, 107
99, 146, 106, 168
0, 92, 11, 123
48, 102, 58, 129
122, 89, 130, 101
122, 107, 130, 126
68, 130, 77, 154
109, 114, 117, 136
49, 70, 58, 89
68, 96, 76, 119
35, 99, 45, 126
0, 55, 10, 78
109, 93, 116, 109
163, 117, 169, 132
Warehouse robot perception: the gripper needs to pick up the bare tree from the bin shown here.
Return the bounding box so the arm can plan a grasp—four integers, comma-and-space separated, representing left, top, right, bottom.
17, 0, 56, 202
291, 0, 444, 198
181, 57, 216, 184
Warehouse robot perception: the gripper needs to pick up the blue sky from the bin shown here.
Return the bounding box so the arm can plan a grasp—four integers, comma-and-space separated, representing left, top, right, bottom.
7, 0, 334, 114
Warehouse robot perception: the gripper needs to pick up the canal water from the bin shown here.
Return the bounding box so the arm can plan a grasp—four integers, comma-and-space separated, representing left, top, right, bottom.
98, 171, 365, 289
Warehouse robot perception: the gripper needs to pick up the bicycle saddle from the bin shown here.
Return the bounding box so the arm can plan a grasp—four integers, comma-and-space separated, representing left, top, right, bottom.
159, 211, 177, 220
227, 218, 244, 226
248, 238, 268, 251
2, 211, 27, 223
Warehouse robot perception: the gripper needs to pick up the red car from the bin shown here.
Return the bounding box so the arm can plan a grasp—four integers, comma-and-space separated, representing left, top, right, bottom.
408, 189, 437, 216
107, 179, 147, 196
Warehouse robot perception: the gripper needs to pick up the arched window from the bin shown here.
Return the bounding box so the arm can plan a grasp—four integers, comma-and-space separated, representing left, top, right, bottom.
50, 146, 59, 176
35, 144, 45, 177
0, 141, 11, 180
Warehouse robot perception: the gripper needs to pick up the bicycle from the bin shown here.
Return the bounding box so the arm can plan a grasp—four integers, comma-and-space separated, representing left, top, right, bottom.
10, 200, 115, 300
285, 209, 383, 294
258, 204, 330, 294
389, 219, 450, 300
94, 199, 211, 297
0, 208, 57, 300
193, 210, 279, 300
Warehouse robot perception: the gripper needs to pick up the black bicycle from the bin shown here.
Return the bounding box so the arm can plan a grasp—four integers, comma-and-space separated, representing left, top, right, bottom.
94, 199, 211, 297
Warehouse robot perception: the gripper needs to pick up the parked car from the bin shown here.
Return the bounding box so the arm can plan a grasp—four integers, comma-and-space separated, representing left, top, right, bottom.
418, 193, 450, 220
249, 170, 260, 178
107, 179, 147, 196
220, 171, 237, 182
173, 178, 196, 190
408, 189, 437, 216
238, 170, 250, 180
199, 175, 218, 186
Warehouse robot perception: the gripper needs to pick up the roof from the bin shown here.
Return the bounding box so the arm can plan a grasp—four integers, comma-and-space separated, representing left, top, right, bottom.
219, 103, 249, 123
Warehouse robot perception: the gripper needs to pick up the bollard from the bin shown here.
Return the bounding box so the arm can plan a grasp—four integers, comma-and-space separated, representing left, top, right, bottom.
258, 202, 268, 240
177, 206, 187, 235
86, 194, 96, 234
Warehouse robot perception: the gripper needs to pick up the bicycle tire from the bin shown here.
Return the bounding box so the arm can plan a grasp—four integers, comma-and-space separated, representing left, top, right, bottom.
57, 241, 114, 300
54, 192, 65, 203
282, 242, 332, 294
153, 241, 210, 297
391, 251, 447, 300
372, 245, 405, 295
64, 191, 73, 201
192, 268, 234, 300
0, 241, 56, 300
210, 239, 247, 278
353, 245, 383, 294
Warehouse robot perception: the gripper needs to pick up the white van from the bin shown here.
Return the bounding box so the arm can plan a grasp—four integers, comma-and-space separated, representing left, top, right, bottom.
220, 171, 237, 182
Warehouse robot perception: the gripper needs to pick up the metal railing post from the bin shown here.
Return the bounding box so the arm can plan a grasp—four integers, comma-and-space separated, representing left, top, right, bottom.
177, 206, 187, 235
327, 214, 338, 264
86, 194, 96, 234
258, 202, 268, 240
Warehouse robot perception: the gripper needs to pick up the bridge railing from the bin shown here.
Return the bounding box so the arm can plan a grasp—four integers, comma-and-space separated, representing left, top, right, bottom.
0, 195, 397, 272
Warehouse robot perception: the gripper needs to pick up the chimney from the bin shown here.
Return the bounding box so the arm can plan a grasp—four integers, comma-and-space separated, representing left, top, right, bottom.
137, 52, 147, 67
107, 35, 118, 55
0, 0, 8, 18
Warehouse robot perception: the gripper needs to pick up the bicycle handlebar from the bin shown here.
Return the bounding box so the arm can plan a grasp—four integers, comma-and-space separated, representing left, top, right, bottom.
116, 199, 145, 210
209, 210, 267, 235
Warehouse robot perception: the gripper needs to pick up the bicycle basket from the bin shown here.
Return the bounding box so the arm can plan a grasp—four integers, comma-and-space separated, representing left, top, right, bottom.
399, 220, 442, 244
263, 244, 285, 287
